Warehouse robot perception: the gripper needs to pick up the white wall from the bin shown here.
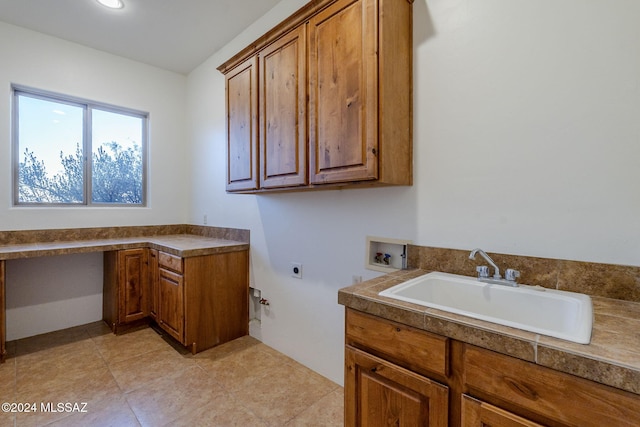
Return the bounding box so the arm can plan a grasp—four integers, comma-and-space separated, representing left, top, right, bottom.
0, 21, 189, 230
0, 22, 190, 338
413, 0, 640, 265
5, 253, 103, 340
187, 0, 640, 386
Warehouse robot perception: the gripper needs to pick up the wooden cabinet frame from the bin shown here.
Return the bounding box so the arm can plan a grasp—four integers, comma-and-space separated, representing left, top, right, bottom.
225, 56, 259, 192
0, 261, 5, 362
345, 308, 640, 427
259, 24, 308, 188
219, 0, 413, 193
103, 248, 149, 333
346, 346, 449, 426
157, 267, 184, 342
308, 0, 379, 184
103, 248, 249, 355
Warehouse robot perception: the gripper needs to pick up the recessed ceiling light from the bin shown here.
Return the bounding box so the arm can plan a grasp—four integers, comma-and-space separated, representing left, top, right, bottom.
96, 0, 124, 9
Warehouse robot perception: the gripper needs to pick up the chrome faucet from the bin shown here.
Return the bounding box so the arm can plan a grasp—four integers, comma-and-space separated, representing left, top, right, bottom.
469, 248, 520, 287
469, 248, 501, 279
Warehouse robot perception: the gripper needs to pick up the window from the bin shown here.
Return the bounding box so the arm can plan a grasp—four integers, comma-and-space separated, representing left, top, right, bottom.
12, 86, 147, 206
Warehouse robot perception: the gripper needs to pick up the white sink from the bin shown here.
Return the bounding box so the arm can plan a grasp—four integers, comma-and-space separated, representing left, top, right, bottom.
379, 272, 593, 344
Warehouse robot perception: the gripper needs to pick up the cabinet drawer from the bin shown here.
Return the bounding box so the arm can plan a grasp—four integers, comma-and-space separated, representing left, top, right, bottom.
462, 395, 543, 427
346, 309, 449, 378
158, 252, 183, 273
463, 345, 640, 427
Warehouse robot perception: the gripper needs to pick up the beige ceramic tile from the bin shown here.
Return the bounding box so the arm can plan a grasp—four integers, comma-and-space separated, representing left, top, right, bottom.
0, 354, 15, 389
15, 325, 92, 357
46, 395, 141, 427
16, 341, 107, 395
15, 366, 121, 427
286, 387, 344, 426
84, 320, 114, 338
109, 347, 197, 393
7, 324, 346, 427
0, 410, 15, 427
91, 328, 169, 364
0, 353, 16, 427
160, 400, 266, 427
193, 334, 262, 362
230, 362, 339, 425
196, 342, 293, 393
125, 366, 229, 427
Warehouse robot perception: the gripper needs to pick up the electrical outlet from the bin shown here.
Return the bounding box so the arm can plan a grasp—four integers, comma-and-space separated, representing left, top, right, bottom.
203, 214, 208, 225
352, 275, 362, 284
291, 262, 302, 279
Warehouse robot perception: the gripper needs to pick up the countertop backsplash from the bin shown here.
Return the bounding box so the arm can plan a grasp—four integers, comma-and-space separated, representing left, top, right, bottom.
407, 244, 640, 303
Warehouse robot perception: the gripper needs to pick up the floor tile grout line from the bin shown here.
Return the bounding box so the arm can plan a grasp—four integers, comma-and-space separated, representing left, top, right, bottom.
8, 325, 344, 427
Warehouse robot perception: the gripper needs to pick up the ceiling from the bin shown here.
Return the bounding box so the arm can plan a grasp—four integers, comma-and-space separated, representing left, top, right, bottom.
0, 0, 283, 74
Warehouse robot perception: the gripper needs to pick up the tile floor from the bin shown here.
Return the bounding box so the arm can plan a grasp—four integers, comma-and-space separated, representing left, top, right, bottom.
0, 322, 344, 426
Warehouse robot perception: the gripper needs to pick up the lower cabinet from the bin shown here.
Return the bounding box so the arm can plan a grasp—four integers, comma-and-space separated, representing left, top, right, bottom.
148, 249, 159, 320
345, 308, 640, 427
345, 346, 448, 426
103, 248, 149, 332
104, 248, 249, 354
461, 395, 542, 427
0, 260, 5, 362
157, 262, 184, 343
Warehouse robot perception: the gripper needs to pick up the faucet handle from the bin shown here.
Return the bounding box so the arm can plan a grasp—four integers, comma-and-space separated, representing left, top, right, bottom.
505, 268, 521, 282
476, 266, 490, 278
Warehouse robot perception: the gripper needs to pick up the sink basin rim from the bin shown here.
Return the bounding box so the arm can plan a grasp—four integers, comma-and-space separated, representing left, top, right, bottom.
378, 271, 593, 344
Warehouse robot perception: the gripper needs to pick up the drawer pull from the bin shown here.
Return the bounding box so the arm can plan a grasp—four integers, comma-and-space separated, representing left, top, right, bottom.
504, 376, 539, 401
396, 328, 401, 332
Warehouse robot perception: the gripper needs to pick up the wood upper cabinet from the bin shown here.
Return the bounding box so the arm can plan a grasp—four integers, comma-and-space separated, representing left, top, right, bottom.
219, 0, 413, 192
308, 0, 378, 184
259, 24, 308, 188
225, 55, 259, 192
346, 346, 449, 427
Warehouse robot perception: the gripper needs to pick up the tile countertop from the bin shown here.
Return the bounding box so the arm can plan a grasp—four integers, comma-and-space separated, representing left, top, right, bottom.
338, 268, 640, 396
0, 234, 249, 260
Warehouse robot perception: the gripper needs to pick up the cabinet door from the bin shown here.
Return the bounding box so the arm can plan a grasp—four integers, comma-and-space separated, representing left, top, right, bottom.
308, 0, 378, 184
345, 346, 448, 427
259, 25, 307, 188
158, 268, 184, 343
226, 55, 259, 191
0, 260, 5, 362
462, 395, 543, 427
148, 249, 159, 320
183, 250, 249, 353
118, 248, 149, 324
463, 345, 640, 427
